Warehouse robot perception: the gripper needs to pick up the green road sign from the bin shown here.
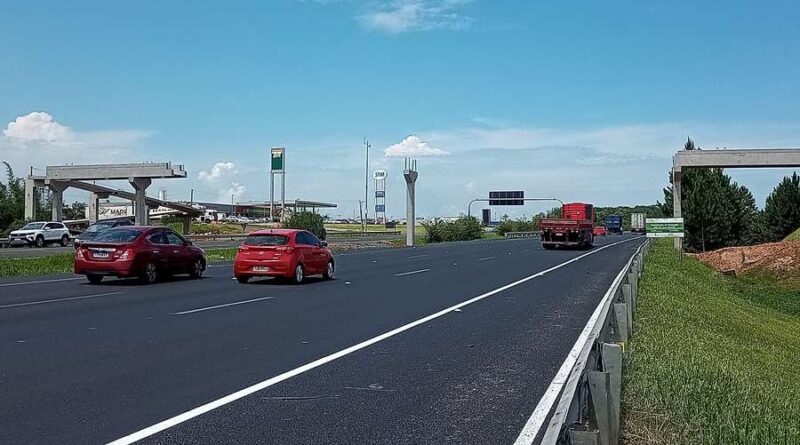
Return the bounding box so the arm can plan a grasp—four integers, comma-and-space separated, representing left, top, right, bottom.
271, 147, 285, 172
646, 218, 685, 238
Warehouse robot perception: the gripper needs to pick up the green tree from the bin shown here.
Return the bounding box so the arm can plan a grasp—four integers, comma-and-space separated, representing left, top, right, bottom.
763, 172, 800, 241
63, 201, 88, 220
285, 211, 327, 240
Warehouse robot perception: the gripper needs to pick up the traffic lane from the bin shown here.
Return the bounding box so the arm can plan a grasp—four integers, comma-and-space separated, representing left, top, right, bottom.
0, 238, 621, 444
144, 238, 645, 444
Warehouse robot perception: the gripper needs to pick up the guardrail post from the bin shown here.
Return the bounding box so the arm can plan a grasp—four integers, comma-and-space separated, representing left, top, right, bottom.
588, 371, 614, 445
613, 304, 629, 343
570, 429, 601, 445
627, 272, 638, 308
622, 283, 634, 326
602, 343, 623, 445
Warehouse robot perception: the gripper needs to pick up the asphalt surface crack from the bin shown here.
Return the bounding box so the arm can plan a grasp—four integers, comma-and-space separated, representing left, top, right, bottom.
262, 394, 340, 401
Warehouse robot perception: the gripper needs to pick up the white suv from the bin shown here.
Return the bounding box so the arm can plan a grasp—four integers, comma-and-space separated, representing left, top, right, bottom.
8, 222, 72, 247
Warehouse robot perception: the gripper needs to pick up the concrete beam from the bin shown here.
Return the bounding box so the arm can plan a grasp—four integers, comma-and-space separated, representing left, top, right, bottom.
674, 148, 800, 172
64, 180, 201, 215
46, 162, 186, 181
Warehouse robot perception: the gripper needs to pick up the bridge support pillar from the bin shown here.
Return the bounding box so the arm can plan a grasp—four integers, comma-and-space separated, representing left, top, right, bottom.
47, 180, 69, 222
673, 168, 682, 250
129, 177, 152, 226
24, 176, 37, 221
88, 192, 110, 223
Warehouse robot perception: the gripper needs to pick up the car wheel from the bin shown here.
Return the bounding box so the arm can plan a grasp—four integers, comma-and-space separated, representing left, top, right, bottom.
236, 276, 250, 284
323, 260, 335, 280
87, 274, 103, 284
60, 234, 70, 247
189, 259, 204, 278
292, 264, 305, 285
35, 235, 45, 248
140, 262, 158, 284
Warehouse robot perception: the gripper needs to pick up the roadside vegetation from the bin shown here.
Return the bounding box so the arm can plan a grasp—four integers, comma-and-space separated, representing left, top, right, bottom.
421, 216, 483, 243
621, 239, 800, 444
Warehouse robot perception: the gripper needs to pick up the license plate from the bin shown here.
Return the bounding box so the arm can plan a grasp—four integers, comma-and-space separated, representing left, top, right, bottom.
253, 266, 269, 272
93, 252, 110, 258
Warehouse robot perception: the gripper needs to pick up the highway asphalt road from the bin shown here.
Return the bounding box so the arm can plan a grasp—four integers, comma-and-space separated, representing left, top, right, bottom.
0, 234, 643, 444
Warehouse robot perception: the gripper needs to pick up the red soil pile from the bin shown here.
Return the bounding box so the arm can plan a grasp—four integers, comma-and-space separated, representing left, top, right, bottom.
691, 240, 800, 277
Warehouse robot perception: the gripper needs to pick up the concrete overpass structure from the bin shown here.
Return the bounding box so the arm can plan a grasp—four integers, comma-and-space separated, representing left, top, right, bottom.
25, 162, 188, 226
672, 148, 800, 248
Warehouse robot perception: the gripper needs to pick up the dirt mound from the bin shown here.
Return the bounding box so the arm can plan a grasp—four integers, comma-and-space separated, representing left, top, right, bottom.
691, 240, 800, 277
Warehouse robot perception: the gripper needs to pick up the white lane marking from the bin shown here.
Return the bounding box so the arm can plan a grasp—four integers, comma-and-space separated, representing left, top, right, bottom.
394, 269, 431, 277
513, 237, 644, 445
0, 277, 82, 287
407, 254, 429, 259
107, 236, 642, 445
0, 292, 123, 309
478, 256, 495, 261
172, 297, 274, 315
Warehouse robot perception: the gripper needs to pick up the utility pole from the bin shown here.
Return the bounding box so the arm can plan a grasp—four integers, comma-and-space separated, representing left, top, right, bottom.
190, 188, 194, 205
364, 138, 371, 232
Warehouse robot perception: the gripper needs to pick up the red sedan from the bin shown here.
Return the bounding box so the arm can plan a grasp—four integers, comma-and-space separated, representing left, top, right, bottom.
593, 226, 607, 237
234, 229, 334, 284
74, 226, 206, 284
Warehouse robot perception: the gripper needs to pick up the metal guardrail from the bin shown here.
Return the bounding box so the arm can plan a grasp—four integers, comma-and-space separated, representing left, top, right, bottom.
504, 231, 541, 239
540, 239, 651, 445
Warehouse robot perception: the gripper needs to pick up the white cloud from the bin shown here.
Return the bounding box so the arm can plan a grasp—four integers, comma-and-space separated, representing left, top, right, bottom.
0, 111, 151, 170
358, 0, 473, 33
3, 112, 73, 143
224, 182, 248, 204
384, 135, 448, 157
198, 162, 237, 182
197, 162, 249, 203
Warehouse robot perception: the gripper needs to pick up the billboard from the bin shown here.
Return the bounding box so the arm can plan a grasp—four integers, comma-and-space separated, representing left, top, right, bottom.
646, 218, 685, 238
271, 147, 285, 172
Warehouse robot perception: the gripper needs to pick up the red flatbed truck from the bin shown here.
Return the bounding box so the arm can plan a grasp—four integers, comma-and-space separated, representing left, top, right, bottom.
540, 202, 595, 249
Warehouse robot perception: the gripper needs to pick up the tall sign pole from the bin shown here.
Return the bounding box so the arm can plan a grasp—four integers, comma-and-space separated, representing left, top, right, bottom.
374, 169, 387, 225
270, 147, 285, 222
403, 158, 418, 247
363, 138, 371, 231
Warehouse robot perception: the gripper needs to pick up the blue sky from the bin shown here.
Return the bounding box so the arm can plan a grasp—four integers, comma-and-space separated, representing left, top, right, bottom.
2, 0, 799, 218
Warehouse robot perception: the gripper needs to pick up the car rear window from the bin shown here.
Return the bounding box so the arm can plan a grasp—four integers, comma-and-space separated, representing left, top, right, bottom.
92, 229, 142, 243
243, 235, 289, 246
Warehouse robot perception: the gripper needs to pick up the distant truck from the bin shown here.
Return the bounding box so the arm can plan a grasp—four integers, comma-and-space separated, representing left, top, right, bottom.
604, 215, 623, 234
541, 202, 595, 249
631, 213, 646, 233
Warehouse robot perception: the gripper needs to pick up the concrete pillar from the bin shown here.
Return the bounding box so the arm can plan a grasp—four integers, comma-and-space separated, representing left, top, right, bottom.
88, 192, 110, 223
182, 216, 191, 235
673, 167, 682, 249
24, 176, 37, 221
129, 177, 152, 226
403, 160, 418, 247
48, 180, 69, 222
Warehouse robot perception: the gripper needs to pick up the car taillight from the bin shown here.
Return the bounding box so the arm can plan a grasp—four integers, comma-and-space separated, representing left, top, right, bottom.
76, 248, 86, 259
115, 248, 134, 260
238, 244, 249, 252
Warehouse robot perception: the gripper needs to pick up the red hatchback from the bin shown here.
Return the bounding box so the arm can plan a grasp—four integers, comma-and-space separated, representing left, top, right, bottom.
74, 226, 207, 284
234, 229, 334, 284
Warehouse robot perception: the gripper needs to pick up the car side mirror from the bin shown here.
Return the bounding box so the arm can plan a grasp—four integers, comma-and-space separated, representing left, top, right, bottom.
320, 241, 328, 247
185, 240, 193, 246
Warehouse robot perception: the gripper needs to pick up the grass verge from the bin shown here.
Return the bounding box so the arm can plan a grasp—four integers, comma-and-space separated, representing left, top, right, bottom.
621, 239, 800, 444
0, 247, 241, 278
